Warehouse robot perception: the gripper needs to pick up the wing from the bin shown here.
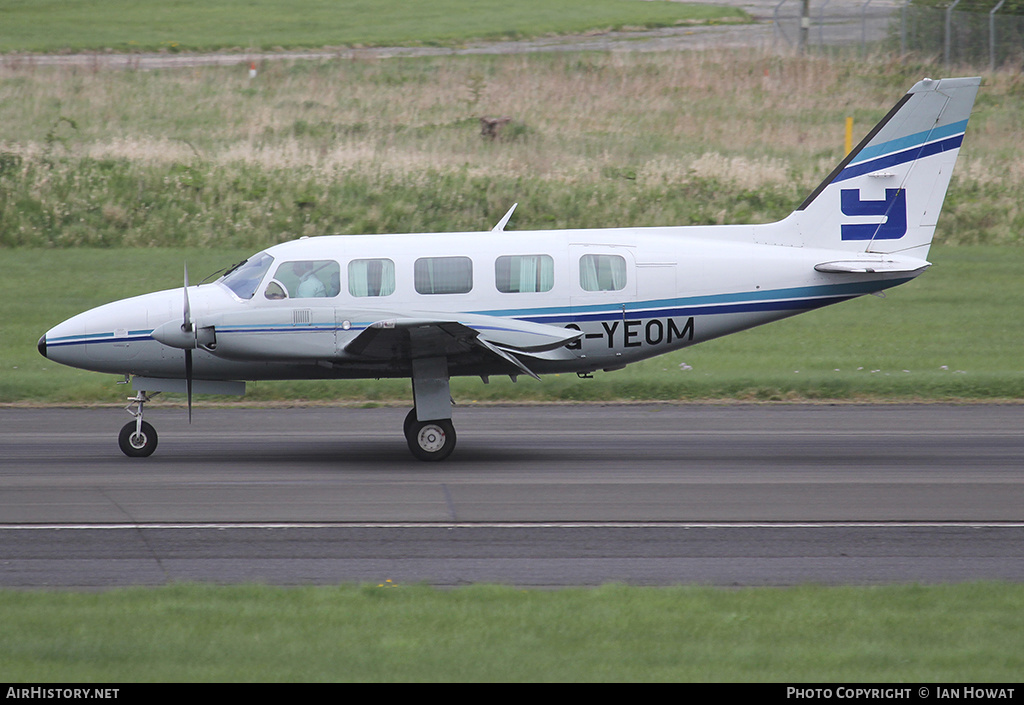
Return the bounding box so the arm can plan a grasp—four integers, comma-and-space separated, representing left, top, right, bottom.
182, 305, 580, 380
343, 313, 582, 380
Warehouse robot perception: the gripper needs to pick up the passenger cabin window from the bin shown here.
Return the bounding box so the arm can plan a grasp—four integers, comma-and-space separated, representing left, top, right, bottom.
349, 258, 396, 297
579, 254, 626, 292
414, 257, 473, 295
220, 252, 274, 300
495, 255, 554, 293
265, 260, 340, 299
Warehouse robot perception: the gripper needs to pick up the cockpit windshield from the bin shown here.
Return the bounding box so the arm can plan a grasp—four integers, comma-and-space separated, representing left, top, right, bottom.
219, 252, 275, 300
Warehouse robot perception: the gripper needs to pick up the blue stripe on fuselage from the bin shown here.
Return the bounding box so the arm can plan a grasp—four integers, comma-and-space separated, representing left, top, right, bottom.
46, 330, 153, 348
473, 278, 909, 323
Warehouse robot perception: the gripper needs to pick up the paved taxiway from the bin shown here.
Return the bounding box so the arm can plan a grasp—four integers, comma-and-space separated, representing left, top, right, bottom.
1, 0, 902, 71
2, 404, 1022, 587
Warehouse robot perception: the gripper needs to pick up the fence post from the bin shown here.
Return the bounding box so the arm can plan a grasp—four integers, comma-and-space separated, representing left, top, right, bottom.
799, 0, 810, 53
861, 0, 873, 55
990, 0, 1006, 72
901, 0, 910, 55
774, 0, 791, 49
819, 0, 832, 49
945, 0, 961, 70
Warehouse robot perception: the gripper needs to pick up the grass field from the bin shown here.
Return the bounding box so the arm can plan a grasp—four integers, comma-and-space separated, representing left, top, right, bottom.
2, 583, 1022, 681
0, 0, 746, 53
2, 52, 1023, 249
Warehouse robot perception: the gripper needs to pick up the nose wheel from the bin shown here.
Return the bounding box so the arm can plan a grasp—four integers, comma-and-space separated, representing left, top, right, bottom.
118, 420, 158, 457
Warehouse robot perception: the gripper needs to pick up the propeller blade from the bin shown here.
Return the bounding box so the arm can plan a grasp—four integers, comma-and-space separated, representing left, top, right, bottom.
183, 262, 194, 423
183, 262, 193, 334
185, 348, 193, 424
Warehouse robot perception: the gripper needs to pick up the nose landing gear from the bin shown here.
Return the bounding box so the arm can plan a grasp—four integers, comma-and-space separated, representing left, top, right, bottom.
119, 391, 159, 457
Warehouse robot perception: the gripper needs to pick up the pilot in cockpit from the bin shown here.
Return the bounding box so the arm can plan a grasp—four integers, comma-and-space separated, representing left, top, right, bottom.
295, 261, 326, 298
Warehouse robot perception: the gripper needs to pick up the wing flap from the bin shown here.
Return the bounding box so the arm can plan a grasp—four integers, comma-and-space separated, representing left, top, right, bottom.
474, 336, 541, 381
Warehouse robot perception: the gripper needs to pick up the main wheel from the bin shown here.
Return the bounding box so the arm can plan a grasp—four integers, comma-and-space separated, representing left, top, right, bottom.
403, 408, 418, 438
405, 418, 456, 462
118, 420, 158, 458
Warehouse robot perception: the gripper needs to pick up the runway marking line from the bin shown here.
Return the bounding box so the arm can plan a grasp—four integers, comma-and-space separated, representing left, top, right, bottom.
3, 521, 1024, 530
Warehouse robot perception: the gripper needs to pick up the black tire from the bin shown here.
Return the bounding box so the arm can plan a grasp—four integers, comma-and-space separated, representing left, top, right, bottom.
405, 418, 456, 462
118, 420, 158, 458
403, 408, 417, 438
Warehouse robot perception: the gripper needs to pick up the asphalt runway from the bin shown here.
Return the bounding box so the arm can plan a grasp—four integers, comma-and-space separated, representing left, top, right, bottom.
1, 404, 1022, 587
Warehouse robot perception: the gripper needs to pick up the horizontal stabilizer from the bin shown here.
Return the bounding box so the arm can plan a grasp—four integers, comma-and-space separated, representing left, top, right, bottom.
814, 256, 930, 274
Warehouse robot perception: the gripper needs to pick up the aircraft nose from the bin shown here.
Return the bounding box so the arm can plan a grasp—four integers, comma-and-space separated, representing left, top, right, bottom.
37, 334, 47, 359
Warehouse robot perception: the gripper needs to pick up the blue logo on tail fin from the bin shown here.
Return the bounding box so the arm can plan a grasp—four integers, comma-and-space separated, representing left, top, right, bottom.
840, 189, 907, 241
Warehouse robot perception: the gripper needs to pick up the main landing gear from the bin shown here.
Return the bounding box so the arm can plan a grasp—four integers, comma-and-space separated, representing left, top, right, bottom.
403, 409, 457, 462
403, 355, 457, 461
119, 391, 159, 457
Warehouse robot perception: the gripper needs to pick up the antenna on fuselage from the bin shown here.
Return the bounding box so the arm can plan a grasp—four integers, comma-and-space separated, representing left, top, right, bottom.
491, 203, 518, 232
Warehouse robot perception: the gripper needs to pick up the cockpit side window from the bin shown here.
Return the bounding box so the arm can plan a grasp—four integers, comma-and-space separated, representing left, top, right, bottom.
264, 280, 288, 300
220, 252, 275, 300
268, 260, 340, 299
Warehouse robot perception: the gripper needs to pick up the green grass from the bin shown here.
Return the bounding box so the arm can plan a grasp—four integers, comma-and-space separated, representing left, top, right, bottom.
2, 53, 1023, 251
1, 583, 1021, 681
6, 245, 1024, 404
0, 0, 746, 53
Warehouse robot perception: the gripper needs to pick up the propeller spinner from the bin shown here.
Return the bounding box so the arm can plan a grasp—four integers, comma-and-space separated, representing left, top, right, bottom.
150, 263, 218, 422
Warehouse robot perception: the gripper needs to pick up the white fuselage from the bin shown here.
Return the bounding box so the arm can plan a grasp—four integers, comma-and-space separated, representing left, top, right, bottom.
42, 223, 915, 384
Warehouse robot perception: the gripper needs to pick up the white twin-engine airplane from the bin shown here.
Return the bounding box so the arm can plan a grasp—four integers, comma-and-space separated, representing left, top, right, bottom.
39, 77, 980, 461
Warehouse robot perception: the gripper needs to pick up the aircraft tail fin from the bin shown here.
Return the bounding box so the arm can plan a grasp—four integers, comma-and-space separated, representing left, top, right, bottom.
783, 77, 980, 260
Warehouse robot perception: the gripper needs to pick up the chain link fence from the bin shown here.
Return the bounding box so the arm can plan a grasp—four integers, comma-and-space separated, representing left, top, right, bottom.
904, 2, 1024, 68
771, 0, 1024, 69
